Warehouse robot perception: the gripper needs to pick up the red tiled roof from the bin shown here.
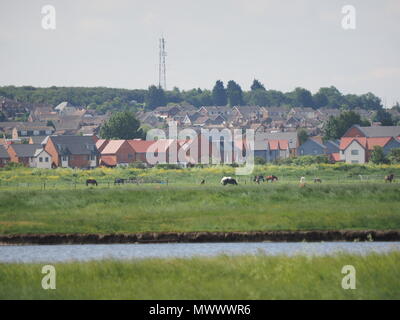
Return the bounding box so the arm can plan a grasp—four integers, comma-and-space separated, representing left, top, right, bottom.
100, 155, 117, 166
268, 140, 279, 150
101, 140, 126, 154
96, 139, 109, 152
340, 137, 367, 150
330, 152, 341, 162
128, 140, 157, 153
268, 139, 289, 150
278, 139, 289, 150
340, 137, 392, 151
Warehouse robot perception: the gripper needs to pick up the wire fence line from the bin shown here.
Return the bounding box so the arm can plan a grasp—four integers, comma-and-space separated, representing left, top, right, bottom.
0, 174, 397, 191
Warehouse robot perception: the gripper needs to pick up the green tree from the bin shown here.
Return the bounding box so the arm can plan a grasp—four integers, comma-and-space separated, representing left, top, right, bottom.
297, 129, 309, 145
323, 111, 370, 140
145, 85, 166, 110
100, 111, 144, 139
250, 79, 266, 91
286, 87, 314, 108
226, 80, 243, 106
370, 146, 387, 164
387, 148, 400, 164
374, 109, 394, 126
211, 80, 227, 106
312, 92, 328, 109
247, 89, 269, 106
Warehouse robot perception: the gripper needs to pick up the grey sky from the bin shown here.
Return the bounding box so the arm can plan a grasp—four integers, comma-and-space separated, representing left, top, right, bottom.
0, 0, 399, 106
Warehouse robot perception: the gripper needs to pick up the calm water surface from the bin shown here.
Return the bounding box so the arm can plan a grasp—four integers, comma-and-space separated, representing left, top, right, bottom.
0, 242, 399, 263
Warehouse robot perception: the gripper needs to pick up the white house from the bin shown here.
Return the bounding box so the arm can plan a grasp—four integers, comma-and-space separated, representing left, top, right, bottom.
32, 148, 52, 169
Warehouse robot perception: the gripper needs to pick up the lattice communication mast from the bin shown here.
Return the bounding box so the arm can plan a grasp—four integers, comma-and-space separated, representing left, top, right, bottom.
158, 37, 167, 90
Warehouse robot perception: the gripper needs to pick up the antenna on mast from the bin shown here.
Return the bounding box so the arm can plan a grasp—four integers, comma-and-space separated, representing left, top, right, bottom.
158, 36, 167, 90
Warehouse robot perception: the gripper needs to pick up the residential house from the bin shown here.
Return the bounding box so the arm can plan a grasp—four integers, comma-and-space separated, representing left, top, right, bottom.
343, 125, 400, 139
54, 102, 80, 116
339, 136, 400, 164
0, 145, 10, 167
99, 140, 135, 167
261, 106, 289, 120
32, 148, 52, 169
11, 122, 54, 140
44, 136, 99, 169
289, 107, 317, 120
7, 144, 43, 167
255, 132, 299, 156
95, 139, 109, 153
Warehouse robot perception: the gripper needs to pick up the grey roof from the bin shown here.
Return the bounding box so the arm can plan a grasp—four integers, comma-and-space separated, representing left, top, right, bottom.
29, 136, 48, 144
50, 135, 98, 155
10, 144, 42, 157
356, 125, 400, 138
0, 145, 9, 159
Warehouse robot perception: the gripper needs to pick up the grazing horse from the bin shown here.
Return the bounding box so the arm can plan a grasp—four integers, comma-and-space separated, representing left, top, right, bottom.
86, 179, 98, 186
221, 177, 238, 186
114, 178, 126, 185
314, 178, 322, 183
200, 179, 205, 185
385, 174, 394, 183
266, 175, 278, 182
253, 175, 265, 184
299, 177, 306, 187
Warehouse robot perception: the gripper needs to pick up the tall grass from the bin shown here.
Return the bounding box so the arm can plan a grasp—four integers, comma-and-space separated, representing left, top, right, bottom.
1, 253, 399, 299
0, 183, 399, 234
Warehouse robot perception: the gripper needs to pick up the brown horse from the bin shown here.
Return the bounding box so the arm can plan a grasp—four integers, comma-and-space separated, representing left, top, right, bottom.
86, 179, 98, 186
385, 174, 394, 183
314, 178, 322, 183
253, 175, 265, 184
266, 175, 278, 182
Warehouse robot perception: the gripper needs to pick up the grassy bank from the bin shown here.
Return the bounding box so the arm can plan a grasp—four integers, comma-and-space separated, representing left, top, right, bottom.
1, 183, 400, 234
1, 253, 399, 299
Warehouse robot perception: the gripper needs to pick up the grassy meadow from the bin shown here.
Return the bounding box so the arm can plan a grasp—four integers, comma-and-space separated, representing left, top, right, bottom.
0, 180, 400, 234
1, 253, 399, 299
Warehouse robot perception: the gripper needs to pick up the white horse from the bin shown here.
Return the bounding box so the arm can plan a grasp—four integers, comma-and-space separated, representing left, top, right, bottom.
221, 177, 238, 186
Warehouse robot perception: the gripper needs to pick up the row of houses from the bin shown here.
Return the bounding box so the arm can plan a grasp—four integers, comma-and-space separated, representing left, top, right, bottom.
137, 105, 381, 135
298, 125, 400, 163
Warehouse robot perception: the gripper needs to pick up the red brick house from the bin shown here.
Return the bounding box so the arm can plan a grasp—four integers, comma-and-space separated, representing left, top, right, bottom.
99, 140, 135, 167
6, 144, 43, 167
44, 136, 99, 169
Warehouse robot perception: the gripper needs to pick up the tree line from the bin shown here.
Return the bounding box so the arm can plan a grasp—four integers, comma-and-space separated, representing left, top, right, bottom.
1, 80, 396, 115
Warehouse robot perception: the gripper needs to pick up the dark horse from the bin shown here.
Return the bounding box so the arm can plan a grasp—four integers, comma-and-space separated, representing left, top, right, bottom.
86, 179, 98, 186
266, 175, 278, 182
253, 175, 265, 184
385, 174, 394, 183
221, 177, 238, 186
114, 178, 126, 185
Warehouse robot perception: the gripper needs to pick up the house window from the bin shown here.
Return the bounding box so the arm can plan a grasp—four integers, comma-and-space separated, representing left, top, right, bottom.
20, 130, 27, 136
62, 156, 67, 161
33, 130, 39, 135
300, 149, 304, 155
45, 157, 49, 162
351, 150, 359, 155
39, 157, 43, 162
45, 130, 52, 134
128, 154, 133, 159
90, 155, 95, 161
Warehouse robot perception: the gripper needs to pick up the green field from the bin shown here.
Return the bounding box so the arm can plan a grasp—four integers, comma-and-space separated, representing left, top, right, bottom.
0, 183, 400, 234
0, 164, 399, 234
1, 253, 399, 299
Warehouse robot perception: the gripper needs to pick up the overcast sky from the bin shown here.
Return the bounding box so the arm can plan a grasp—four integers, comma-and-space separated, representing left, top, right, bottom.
0, 0, 399, 106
